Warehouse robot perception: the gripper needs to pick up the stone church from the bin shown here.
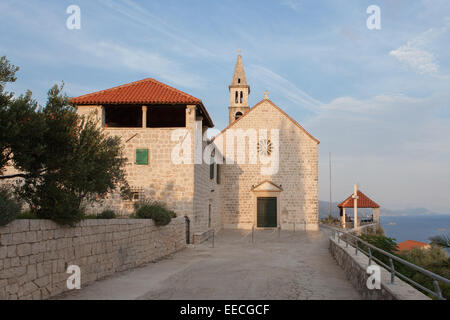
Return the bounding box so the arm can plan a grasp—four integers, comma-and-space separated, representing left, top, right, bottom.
71, 52, 319, 240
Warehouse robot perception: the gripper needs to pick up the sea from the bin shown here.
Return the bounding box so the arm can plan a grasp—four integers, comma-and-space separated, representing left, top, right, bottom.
380, 215, 450, 244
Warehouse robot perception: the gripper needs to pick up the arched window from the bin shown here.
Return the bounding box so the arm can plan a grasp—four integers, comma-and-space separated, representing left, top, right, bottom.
235, 112, 243, 120
240, 91, 243, 103
238, 78, 241, 84
235, 91, 238, 103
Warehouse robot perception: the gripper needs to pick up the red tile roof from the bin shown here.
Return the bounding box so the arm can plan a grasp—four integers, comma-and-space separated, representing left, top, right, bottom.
337, 190, 380, 208
71, 78, 213, 127
396, 240, 430, 252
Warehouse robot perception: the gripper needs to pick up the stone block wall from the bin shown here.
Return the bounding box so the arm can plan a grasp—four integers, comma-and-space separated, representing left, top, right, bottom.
0, 217, 186, 300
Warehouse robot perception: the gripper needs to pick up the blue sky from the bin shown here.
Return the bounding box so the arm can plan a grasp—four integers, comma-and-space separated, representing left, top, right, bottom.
1, 0, 450, 213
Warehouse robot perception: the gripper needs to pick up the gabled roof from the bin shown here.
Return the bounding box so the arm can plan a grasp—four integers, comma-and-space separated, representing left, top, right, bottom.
251, 180, 283, 192
396, 240, 430, 252
70, 78, 214, 127
213, 98, 320, 144
337, 190, 380, 208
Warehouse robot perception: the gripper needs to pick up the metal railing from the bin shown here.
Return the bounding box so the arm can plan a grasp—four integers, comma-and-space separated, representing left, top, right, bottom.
320, 223, 449, 300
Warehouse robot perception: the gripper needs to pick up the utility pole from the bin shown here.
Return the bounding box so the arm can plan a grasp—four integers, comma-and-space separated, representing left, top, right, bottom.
352, 184, 359, 229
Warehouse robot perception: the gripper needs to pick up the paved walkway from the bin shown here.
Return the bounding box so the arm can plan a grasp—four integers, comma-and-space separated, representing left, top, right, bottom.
56, 229, 361, 300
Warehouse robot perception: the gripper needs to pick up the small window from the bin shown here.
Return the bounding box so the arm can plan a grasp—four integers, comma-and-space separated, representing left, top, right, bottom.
132, 192, 140, 201
235, 112, 243, 120
235, 91, 238, 103
240, 91, 243, 103
238, 78, 241, 84
136, 149, 149, 165
257, 139, 273, 156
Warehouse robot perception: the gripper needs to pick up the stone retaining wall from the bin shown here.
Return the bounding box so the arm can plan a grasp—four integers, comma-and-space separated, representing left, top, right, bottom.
0, 217, 186, 300
329, 236, 430, 300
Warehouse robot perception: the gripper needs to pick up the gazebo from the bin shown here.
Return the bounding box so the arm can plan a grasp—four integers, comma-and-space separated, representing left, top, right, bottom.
337, 185, 380, 229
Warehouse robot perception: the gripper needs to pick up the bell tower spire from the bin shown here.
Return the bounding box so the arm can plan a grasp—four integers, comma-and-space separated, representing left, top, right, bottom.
229, 49, 250, 124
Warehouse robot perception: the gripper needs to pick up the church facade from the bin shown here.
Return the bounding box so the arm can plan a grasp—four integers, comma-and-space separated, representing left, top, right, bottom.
71, 52, 319, 240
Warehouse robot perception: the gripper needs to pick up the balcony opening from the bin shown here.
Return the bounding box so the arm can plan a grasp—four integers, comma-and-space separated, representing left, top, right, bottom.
104, 105, 142, 128
147, 105, 186, 128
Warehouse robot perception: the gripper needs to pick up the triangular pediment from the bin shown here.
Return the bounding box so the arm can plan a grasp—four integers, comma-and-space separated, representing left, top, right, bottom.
251, 180, 283, 192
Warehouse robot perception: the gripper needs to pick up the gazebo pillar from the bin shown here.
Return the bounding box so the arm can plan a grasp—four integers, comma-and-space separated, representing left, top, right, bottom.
373, 207, 380, 223
342, 208, 346, 229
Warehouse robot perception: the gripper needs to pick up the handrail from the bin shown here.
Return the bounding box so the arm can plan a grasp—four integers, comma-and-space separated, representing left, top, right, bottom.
320, 223, 449, 300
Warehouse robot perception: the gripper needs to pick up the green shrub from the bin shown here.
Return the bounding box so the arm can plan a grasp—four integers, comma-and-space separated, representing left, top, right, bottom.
83, 214, 98, 219
0, 187, 21, 226
33, 184, 84, 226
133, 200, 176, 226
151, 209, 172, 226
16, 211, 38, 219
98, 210, 116, 219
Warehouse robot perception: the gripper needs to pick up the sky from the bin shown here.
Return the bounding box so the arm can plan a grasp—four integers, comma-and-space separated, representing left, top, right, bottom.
1, 0, 449, 213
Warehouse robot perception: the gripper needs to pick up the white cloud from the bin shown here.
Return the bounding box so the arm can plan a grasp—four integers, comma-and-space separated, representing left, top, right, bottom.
281, 0, 302, 11
81, 41, 205, 88
389, 28, 447, 74
248, 64, 322, 110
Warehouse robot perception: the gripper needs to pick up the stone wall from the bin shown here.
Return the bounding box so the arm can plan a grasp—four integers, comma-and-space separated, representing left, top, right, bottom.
329, 236, 430, 300
0, 217, 186, 300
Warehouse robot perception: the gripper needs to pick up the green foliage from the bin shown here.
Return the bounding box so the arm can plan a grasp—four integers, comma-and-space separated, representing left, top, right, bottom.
98, 210, 116, 219
359, 234, 398, 253
401, 246, 450, 299
16, 211, 38, 219
0, 56, 130, 226
429, 234, 450, 249
151, 209, 173, 226
358, 234, 398, 268
0, 187, 21, 226
320, 215, 340, 226
133, 200, 176, 226
359, 232, 450, 300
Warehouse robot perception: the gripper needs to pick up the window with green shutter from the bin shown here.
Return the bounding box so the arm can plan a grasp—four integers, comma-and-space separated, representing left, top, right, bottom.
209, 156, 214, 179
136, 149, 148, 165
216, 164, 221, 184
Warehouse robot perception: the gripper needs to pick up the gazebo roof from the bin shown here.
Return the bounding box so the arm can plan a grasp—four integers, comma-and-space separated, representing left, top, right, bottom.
337, 190, 380, 208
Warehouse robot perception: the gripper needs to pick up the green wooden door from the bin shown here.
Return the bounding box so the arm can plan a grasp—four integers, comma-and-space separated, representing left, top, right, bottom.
257, 197, 277, 228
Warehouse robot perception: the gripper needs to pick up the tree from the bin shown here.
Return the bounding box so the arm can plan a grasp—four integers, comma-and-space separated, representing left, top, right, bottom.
429, 234, 450, 249
0, 56, 130, 225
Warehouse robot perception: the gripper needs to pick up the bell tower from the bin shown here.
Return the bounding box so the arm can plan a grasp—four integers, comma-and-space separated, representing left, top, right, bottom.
229, 49, 250, 124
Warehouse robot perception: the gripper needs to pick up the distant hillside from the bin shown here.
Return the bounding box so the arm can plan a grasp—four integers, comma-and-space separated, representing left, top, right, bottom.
319, 200, 439, 218
379, 207, 438, 217
318, 201, 340, 218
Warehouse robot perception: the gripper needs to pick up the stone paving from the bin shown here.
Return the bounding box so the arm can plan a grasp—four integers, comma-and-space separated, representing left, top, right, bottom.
57, 229, 361, 300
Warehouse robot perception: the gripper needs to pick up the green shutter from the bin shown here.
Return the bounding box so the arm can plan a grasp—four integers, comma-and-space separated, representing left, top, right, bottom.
136, 149, 148, 165
210, 160, 214, 179
216, 164, 221, 184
